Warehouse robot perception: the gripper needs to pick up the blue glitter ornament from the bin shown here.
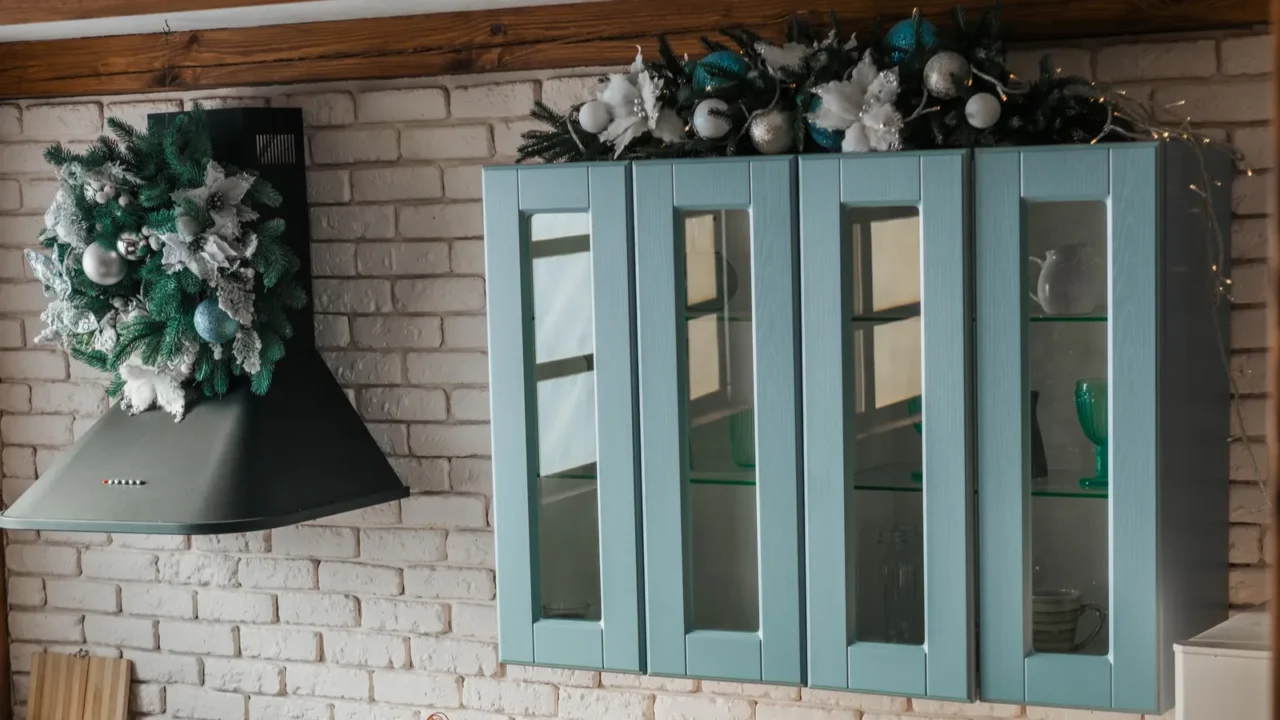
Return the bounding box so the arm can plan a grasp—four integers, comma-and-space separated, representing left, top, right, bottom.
806, 96, 843, 151
884, 17, 938, 64
692, 50, 751, 92
195, 298, 239, 344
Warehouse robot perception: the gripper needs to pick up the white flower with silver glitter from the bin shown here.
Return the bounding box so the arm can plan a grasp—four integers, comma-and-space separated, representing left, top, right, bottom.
117, 319, 196, 421
25, 249, 100, 347
755, 41, 811, 75
171, 161, 256, 241
809, 54, 903, 153
42, 185, 88, 249
597, 49, 685, 157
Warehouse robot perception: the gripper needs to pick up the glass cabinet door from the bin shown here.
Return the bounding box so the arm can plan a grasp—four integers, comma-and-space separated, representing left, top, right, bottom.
633, 158, 802, 683
484, 164, 643, 671
799, 152, 973, 699
976, 146, 1158, 710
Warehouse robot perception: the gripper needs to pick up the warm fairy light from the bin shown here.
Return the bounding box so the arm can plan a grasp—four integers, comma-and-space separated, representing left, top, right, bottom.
1248, 169, 1255, 176
1189, 184, 1198, 191
1212, 265, 1218, 271
1165, 100, 1187, 108
1118, 90, 1127, 95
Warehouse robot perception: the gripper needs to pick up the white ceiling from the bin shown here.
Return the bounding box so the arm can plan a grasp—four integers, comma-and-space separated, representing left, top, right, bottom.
0, 0, 597, 43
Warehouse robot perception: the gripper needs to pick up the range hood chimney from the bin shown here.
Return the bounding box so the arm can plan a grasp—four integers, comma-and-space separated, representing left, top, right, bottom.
0, 108, 408, 534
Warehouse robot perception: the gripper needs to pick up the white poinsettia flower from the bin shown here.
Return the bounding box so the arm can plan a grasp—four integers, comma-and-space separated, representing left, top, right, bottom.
809, 54, 903, 154
172, 161, 255, 240
597, 51, 684, 158
755, 41, 811, 75
119, 349, 193, 421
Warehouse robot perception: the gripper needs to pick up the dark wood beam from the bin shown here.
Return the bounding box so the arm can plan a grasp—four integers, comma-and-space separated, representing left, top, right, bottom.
0, 0, 1267, 100
0, 0, 312, 26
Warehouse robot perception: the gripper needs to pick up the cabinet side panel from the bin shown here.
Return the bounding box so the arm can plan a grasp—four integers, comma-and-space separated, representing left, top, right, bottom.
1155, 142, 1232, 712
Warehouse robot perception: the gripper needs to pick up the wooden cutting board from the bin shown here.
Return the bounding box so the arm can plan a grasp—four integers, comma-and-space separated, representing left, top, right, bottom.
28, 653, 130, 720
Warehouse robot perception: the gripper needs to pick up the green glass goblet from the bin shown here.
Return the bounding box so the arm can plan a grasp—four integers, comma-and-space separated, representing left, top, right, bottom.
1074, 379, 1108, 489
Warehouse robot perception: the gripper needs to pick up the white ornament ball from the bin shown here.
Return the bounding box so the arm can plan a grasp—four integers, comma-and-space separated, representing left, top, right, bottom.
693, 99, 733, 140
118, 193, 131, 207
577, 100, 612, 134
82, 242, 127, 286
748, 108, 795, 154
965, 92, 1002, 129
94, 191, 109, 204
923, 51, 972, 99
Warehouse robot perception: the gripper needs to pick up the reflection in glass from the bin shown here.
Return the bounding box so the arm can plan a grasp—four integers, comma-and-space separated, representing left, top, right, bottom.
1027, 200, 1109, 655
845, 207, 925, 646
529, 212, 602, 621
684, 210, 760, 633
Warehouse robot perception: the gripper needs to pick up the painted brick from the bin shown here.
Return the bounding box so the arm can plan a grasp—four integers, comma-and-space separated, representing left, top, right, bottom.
556, 687, 654, 720
0, 104, 20, 138
314, 278, 393, 313
450, 458, 493, 494
399, 202, 484, 239
361, 528, 447, 564
451, 239, 485, 274
275, 525, 359, 559
1153, 81, 1270, 124
361, 598, 449, 633
112, 534, 190, 551
444, 165, 483, 199
452, 82, 537, 118
702, 681, 799, 701
309, 169, 352, 204
159, 553, 238, 586
493, 120, 542, 156
319, 561, 404, 595
159, 620, 237, 655
1234, 217, 1268, 260
45, 580, 119, 613
0, 350, 68, 379
411, 636, 498, 675
8, 577, 45, 607
1, 144, 52, 173
451, 388, 490, 421
311, 128, 399, 164
401, 494, 487, 530
3, 445, 35, 478
408, 423, 491, 457
452, 602, 496, 640
359, 387, 447, 422
1096, 41, 1215, 81
352, 316, 444, 350
311, 205, 396, 240
316, 313, 353, 348
1234, 307, 1267, 349
0, 179, 20, 210
104, 100, 182, 130
131, 681, 164, 714
365, 423, 410, 455
405, 352, 489, 384
1232, 352, 1266, 395
1230, 566, 1267, 605
277, 592, 359, 628
324, 630, 410, 668
83, 614, 155, 649
1231, 262, 1267, 304
8, 544, 79, 575
542, 76, 600, 110
199, 589, 277, 622
10, 611, 83, 642
394, 278, 485, 313
250, 696, 333, 720
655, 695, 753, 720
286, 92, 356, 126
241, 626, 322, 662
39, 531, 108, 546
2, 414, 73, 445
1233, 127, 1271, 171
1230, 523, 1263, 564
0, 319, 23, 350
240, 557, 318, 589
358, 241, 451, 276
23, 179, 58, 209
1004, 48, 1092, 82
24, 103, 103, 138
800, 688, 909, 712
323, 351, 404, 384
0, 282, 50, 313
206, 657, 286, 695
1232, 172, 1267, 215
402, 126, 493, 160
1231, 443, 1267, 483
1025, 709, 1141, 720
353, 166, 444, 202
310, 502, 402, 527
1230, 397, 1266, 437
463, 677, 555, 716
374, 669, 462, 706
1222, 35, 1271, 75
287, 663, 371, 700
193, 531, 270, 554
405, 565, 495, 600
911, 700, 1022, 716
195, 96, 271, 109
443, 315, 486, 350
389, 457, 449, 491
333, 703, 422, 720
757, 704, 857, 720
357, 87, 449, 123
167, 685, 246, 720
29, 381, 107, 415
313, 243, 357, 276
124, 648, 201, 683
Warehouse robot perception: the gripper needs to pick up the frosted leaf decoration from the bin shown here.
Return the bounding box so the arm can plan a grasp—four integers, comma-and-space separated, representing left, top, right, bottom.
216, 269, 256, 326
25, 249, 99, 346
755, 41, 811, 75
597, 49, 685, 157
234, 327, 263, 375
42, 186, 88, 249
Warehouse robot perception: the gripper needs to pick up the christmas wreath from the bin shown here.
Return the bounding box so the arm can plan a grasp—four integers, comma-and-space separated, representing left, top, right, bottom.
27, 106, 306, 421
517, 7, 1141, 163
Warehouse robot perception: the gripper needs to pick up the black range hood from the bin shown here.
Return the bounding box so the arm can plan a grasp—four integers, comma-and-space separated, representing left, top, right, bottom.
0, 108, 408, 534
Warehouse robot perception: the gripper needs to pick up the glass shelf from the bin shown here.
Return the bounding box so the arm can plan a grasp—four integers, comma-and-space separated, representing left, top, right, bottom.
1032, 470, 1108, 499
684, 311, 752, 323
1029, 315, 1107, 323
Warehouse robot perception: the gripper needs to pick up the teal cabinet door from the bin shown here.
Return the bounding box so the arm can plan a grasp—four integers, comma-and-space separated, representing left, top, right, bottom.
483, 164, 644, 672
798, 152, 973, 700
633, 158, 804, 683
975, 145, 1161, 711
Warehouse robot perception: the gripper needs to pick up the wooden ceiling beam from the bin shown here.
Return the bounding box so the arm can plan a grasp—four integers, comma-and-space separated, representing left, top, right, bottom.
0, 0, 1266, 100
0, 0, 312, 26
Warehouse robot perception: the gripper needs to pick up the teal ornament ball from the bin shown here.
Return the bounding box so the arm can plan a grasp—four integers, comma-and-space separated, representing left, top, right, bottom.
806, 96, 843, 151
195, 298, 239, 344
884, 17, 938, 64
693, 50, 751, 92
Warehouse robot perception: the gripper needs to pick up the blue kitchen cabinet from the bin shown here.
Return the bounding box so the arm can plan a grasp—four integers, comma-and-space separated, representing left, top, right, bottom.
798, 151, 973, 700
975, 143, 1231, 714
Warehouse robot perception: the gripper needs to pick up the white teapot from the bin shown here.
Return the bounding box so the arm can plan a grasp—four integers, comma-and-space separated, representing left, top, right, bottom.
1029, 243, 1100, 316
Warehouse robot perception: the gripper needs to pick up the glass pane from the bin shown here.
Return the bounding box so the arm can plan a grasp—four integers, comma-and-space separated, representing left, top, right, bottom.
684, 210, 759, 633
1027, 200, 1110, 656
530, 212, 601, 621
846, 207, 925, 645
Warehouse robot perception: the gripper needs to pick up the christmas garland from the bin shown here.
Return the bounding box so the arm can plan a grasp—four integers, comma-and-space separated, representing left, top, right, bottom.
517, 7, 1134, 163
27, 106, 306, 421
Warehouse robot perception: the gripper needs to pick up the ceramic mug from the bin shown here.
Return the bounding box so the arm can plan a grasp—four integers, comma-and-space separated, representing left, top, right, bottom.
1031, 589, 1106, 653
1029, 243, 1100, 316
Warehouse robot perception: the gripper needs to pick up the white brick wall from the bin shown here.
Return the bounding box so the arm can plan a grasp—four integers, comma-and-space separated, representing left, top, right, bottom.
0, 30, 1263, 720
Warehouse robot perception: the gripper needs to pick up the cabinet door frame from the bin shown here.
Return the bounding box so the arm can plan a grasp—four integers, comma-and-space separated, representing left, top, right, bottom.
975, 145, 1159, 710
799, 151, 974, 700
484, 163, 644, 672
633, 157, 804, 683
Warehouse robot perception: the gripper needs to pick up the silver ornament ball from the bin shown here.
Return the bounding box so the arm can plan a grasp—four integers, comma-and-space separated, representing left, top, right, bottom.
692, 98, 733, 140
194, 298, 240, 345
82, 242, 127, 286
577, 100, 612, 134
923, 51, 972, 99
116, 232, 147, 261
965, 92, 1002, 129
748, 108, 795, 155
